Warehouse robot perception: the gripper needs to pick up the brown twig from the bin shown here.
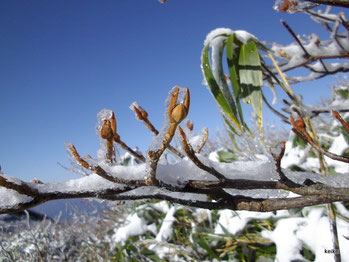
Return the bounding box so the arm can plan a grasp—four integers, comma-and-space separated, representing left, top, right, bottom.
281, 20, 310, 58
69, 143, 146, 186
178, 126, 226, 181
114, 137, 146, 163
304, 0, 349, 8
333, 110, 349, 134
281, 20, 331, 74
0, 175, 39, 197
291, 113, 349, 163
132, 103, 185, 158
70, 144, 93, 170
270, 141, 289, 181
196, 128, 209, 153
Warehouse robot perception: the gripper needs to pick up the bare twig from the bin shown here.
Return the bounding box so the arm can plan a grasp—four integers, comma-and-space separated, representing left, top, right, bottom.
114, 137, 146, 163
196, 128, 209, 153
333, 110, 349, 134
304, 0, 349, 8
131, 103, 184, 158
178, 126, 227, 181
69, 143, 146, 186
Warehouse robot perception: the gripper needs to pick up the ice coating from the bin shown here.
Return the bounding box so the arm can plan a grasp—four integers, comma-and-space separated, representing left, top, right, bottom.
210, 36, 236, 108
95, 108, 113, 135
32, 173, 123, 194
64, 142, 93, 176
187, 127, 208, 152
269, 8, 349, 83
51, 153, 349, 191
0, 173, 24, 186
204, 28, 257, 47
273, 0, 316, 14
96, 138, 109, 162
129, 101, 141, 120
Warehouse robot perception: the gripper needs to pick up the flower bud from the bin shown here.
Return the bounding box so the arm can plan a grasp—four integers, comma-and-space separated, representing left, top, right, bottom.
110, 112, 117, 136
100, 120, 114, 140
168, 87, 190, 125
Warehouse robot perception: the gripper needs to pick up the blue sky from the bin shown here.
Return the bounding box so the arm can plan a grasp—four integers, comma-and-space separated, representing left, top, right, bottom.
0, 0, 336, 182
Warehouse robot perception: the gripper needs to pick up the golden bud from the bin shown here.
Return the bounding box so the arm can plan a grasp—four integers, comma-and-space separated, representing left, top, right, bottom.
168, 87, 190, 124
110, 112, 117, 136
171, 104, 187, 123
100, 120, 114, 140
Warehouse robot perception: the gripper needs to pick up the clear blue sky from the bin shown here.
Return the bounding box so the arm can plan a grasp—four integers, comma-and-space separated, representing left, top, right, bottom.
0, 0, 336, 182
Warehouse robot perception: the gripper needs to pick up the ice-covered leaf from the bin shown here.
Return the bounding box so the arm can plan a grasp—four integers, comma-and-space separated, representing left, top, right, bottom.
239, 41, 263, 87
226, 34, 247, 131
202, 44, 241, 132
238, 41, 263, 135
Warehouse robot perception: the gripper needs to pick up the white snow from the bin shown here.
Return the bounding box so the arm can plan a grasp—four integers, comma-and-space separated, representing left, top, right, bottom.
204, 28, 258, 47
0, 187, 33, 207
32, 173, 124, 194
156, 205, 179, 242
112, 212, 157, 245
262, 207, 349, 261
215, 209, 289, 236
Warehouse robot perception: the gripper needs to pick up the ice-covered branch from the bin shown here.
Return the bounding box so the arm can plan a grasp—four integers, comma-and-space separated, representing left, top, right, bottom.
1, 85, 348, 214
1, 126, 349, 214
2, 167, 349, 214
304, 0, 349, 8
290, 110, 349, 163
267, 5, 349, 83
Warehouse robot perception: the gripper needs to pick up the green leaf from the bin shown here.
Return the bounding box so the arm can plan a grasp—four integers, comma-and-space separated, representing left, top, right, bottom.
238, 41, 263, 87
217, 150, 238, 163
202, 45, 242, 132
226, 34, 247, 131
292, 134, 307, 149
238, 41, 263, 134
288, 164, 306, 172
198, 236, 219, 258
226, 35, 240, 100
213, 36, 237, 114
141, 249, 164, 262
337, 89, 349, 100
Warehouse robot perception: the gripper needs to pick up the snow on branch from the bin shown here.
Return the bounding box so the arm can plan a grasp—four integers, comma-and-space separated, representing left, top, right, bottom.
268, 3, 349, 83
1, 87, 349, 215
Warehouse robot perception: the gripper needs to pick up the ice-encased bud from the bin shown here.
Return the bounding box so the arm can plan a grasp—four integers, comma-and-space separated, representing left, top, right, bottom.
273, 0, 314, 14
96, 109, 113, 135
130, 102, 148, 120
168, 87, 190, 125
100, 120, 114, 140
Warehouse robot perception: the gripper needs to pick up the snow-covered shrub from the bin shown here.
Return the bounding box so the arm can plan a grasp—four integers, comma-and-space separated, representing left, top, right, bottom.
1, 1, 349, 261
